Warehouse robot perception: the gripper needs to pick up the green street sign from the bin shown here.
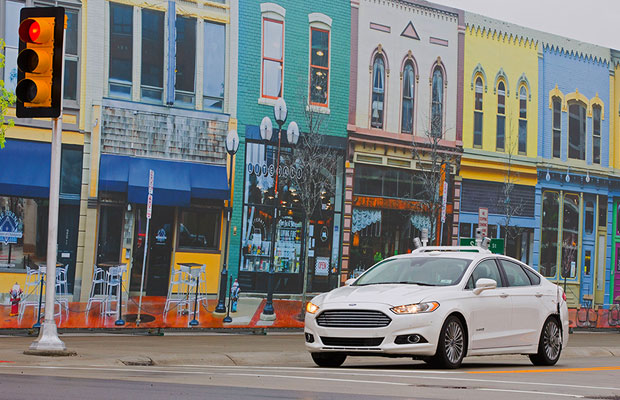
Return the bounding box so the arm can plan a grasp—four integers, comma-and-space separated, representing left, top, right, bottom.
460, 238, 505, 254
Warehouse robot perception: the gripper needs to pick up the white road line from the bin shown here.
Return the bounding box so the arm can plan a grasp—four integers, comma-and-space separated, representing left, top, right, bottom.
228, 373, 412, 387
478, 388, 585, 398
173, 364, 456, 374
1, 364, 618, 392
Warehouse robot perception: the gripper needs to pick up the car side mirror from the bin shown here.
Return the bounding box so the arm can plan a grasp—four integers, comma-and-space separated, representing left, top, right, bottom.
473, 278, 497, 295
344, 278, 356, 286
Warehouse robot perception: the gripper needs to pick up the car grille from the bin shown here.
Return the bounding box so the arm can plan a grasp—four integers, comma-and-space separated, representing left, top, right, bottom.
316, 310, 392, 328
320, 337, 384, 347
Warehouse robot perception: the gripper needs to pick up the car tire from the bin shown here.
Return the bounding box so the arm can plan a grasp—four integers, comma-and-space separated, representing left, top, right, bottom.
311, 352, 346, 368
529, 317, 562, 366
429, 315, 465, 369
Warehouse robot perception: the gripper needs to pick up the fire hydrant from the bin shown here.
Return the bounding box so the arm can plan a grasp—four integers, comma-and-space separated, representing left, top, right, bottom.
231, 279, 240, 313
9, 282, 22, 317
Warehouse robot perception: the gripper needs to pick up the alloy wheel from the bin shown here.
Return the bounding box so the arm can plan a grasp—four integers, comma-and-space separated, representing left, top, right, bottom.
444, 320, 464, 364
543, 320, 561, 361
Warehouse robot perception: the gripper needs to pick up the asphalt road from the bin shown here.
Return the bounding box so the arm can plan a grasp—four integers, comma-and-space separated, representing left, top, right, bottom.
1, 355, 619, 399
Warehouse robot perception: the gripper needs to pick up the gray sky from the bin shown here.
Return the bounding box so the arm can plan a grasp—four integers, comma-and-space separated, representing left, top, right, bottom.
430, 0, 620, 50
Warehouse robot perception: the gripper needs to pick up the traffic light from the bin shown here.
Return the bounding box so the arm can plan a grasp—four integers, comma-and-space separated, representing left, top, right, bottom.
15, 6, 65, 118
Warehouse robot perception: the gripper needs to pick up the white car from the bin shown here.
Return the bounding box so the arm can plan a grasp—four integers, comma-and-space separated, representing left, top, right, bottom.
304, 246, 569, 369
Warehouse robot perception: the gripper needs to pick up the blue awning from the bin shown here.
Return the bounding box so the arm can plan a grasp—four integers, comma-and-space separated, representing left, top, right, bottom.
99, 154, 229, 206
0, 139, 51, 198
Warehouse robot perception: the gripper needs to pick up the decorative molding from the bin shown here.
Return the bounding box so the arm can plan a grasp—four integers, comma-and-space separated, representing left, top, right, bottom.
516, 73, 531, 101
493, 68, 509, 96
470, 63, 487, 92
429, 37, 449, 47
589, 93, 605, 120
566, 89, 590, 112
401, 21, 420, 40
308, 12, 332, 28
370, 22, 390, 33
260, 2, 285, 18
548, 85, 566, 111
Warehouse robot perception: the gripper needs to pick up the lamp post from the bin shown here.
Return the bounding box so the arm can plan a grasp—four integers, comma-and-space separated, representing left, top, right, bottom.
215, 129, 240, 315
260, 98, 299, 320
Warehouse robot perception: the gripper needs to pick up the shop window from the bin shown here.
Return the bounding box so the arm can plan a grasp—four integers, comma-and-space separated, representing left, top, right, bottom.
60, 146, 83, 195
473, 76, 483, 147
518, 86, 527, 154
261, 18, 284, 99
592, 104, 601, 164
309, 27, 329, 107
431, 66, 444, 137
96, 206, 123, 264
552, 97, 562, 158
0, 197, 48, 270
109, 2, 133, 98
204, 21, 226, 111
175, 16, 197, 107
178, 208, 220, 250
496, 81, 505, 151
561, 193, 579, 278
568, 102, 586, 160
585, 201, 594, 235
64, 9, 80, 102
371, 54, 386, 129
540, 191, 560, 277
401, 61, 415, 133
141, 9, 165, 103
459, 223, 471, 239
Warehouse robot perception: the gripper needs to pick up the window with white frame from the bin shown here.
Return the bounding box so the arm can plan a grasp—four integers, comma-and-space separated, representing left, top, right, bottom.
496, 81, 506, 151
371, 54, 385, 129
63, 9, 79, 102
518, 85, 527, 154
203, 21, 226, 111
262, 18, 284, 99
175, 16, 197, 107
473, 76, 483, 147
401, 61, 415, 134
141, 8, 165, 103
108, 2, 133, 99
431, 66, 444, 137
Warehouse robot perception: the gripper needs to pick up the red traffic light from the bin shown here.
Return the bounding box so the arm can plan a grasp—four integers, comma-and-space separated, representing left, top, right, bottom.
18, 18, 52, 44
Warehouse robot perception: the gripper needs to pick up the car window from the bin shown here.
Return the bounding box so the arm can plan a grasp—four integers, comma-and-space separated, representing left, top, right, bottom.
466, 259, 503, 289
522, 265, 541, 285
500, 259, 531, 287
353, 257, 471, 286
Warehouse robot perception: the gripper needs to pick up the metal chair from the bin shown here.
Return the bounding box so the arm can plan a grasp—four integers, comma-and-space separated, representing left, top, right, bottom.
55, 265, 69, 318
163, 266, 189, 318
103, 266, 122, 316
86, 266, 107, 314
18, 265, 43, 322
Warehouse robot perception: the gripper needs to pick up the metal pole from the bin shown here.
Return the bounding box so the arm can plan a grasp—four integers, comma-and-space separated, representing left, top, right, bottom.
136, 217, 150, 326
115, 268, 125, 326
29, 116, 65, 351
223, 275, 233, 323
215, 154, 234, 313
189, 270, 200, 326
33, 272, 44, 328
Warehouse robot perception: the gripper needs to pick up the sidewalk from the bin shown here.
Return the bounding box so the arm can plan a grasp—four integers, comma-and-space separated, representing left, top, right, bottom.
0, 331, 617, 367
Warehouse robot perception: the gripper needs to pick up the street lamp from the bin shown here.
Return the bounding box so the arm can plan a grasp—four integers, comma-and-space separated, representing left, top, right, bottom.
260, 98, 299, 320
215, 128, 240, 315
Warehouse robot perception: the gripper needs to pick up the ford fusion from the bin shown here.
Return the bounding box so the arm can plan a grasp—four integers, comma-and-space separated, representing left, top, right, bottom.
304, 246, 569, 368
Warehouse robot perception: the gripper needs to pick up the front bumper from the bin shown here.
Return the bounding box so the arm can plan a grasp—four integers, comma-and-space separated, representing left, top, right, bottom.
304, 302, 442, 357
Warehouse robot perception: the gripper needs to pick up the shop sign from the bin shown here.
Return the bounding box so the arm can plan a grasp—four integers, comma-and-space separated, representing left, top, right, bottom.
353, 196, 453, 213
247, 162, 303, 180
460, 238, 504, 254
0, 211, 22, 245
315, 257, 330, 276
155, 228, 167, 244
478, 207, 488, 237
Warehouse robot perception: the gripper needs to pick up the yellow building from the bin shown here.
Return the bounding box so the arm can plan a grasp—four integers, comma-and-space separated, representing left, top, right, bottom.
459, 13, 539, 263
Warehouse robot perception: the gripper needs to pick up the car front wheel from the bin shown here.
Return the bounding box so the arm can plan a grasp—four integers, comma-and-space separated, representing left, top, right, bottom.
429, 316, 465, 369
311, 352, 346, 368
530, 317, 562, 366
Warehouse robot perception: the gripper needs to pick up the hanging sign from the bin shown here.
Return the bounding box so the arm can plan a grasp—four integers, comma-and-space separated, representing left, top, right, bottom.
0, 211, 22, 245
146, 169, 154, 220
441, 181, 448, 223
478, 207, 488, 237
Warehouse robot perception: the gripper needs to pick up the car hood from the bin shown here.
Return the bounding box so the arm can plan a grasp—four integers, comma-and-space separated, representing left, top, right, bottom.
318, 284, 443, 307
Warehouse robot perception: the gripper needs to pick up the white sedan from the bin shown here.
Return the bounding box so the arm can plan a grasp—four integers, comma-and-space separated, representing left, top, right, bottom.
304, 246, 569, 369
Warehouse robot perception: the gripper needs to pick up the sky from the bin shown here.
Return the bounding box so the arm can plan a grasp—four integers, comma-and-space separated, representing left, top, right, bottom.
430, 0, 620, 50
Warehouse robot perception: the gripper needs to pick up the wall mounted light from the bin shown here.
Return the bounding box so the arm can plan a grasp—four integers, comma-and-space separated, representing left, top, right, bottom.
565, 167, 570, 183
586, 171, 591, 183
545, 168, 551, 182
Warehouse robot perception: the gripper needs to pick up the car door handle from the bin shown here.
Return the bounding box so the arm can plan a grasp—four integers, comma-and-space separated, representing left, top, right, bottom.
535, 293, 543, 298
500, 293, 509, 298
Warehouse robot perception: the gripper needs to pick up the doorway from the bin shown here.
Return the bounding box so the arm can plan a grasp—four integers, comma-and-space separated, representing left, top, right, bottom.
130, 206, 174, 296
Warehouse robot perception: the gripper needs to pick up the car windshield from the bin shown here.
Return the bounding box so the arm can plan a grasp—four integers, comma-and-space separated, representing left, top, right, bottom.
353, 257, 471, 287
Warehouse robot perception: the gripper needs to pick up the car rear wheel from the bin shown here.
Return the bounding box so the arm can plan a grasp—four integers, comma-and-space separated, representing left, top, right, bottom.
428, 316, 465, 369
311, 352, 347, 368
530, 317, 562, 366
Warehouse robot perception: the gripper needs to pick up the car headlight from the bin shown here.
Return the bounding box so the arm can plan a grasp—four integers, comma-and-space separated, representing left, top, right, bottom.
390, 301, 439, 314
306, 302, 320, 314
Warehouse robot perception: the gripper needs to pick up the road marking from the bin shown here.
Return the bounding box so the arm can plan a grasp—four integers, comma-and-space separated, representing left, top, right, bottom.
478, 388, 584, 398
230, 373, 412, 387
469, 366, 620, 374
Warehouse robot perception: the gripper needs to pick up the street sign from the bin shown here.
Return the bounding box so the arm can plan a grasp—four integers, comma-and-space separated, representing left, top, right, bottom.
441, 181, 448, 223
460, 238, 505, 254
478, 207, 488, 237
146, 194, 153, 219
148, 169, 154, 195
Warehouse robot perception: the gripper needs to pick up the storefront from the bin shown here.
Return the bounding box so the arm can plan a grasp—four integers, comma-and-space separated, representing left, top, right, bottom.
534, 169, 611, 307
0, 139, 82, 296
238, 127, 344, 294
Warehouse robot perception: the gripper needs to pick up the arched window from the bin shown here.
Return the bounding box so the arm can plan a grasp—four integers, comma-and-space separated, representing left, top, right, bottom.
401, 62, 415, 134
473, 76, 483, 147
496, 81, 505, 151
552, 97, 562, 158
431, 67, 443, 137
568, 101, 586, 160
593, 104, 601, 164
371, 55, 385, 129
518, 86, 527, 154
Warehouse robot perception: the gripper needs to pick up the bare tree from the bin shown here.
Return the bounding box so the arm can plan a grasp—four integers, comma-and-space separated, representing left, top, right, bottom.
498, 134, 526, 248
289, 100, 338, 318
411, 125, 460, 245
